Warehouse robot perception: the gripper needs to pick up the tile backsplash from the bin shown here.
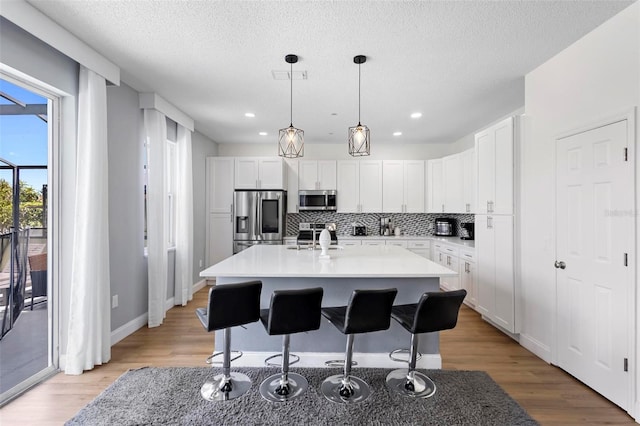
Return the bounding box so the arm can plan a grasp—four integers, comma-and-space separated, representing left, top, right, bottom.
286, 212, 474, 237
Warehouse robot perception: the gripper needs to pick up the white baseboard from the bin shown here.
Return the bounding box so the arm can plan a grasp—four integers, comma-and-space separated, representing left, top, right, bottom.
227, 351, 442, 369
193, 279, 207, 292
111, 312, 148, 346
519, 333, 552, 363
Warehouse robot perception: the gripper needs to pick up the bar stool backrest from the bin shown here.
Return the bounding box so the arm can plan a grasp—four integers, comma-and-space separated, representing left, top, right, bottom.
265, 287, 324, 335
206, 281, 262, 331
412, 289, 467, 334
344, 288, 398, 334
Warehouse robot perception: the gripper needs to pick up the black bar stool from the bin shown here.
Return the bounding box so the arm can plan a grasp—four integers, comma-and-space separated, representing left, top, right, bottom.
195, 281, 262, 401
320, 288, 398, 404
259, 287, 324, 402
386, 289, 466, 398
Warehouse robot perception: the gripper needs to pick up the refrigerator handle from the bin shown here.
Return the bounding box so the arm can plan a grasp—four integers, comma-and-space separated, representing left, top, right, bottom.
257, 192, 262, 240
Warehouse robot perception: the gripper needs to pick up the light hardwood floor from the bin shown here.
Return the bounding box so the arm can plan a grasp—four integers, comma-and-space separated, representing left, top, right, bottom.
0, 287, 634, 425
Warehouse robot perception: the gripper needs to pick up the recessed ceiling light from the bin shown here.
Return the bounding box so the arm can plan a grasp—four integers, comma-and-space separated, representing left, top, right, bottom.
245, 112, 255, 118
393, 132, 402, 136
410, 112, 422, 119
259, 132, 268, 136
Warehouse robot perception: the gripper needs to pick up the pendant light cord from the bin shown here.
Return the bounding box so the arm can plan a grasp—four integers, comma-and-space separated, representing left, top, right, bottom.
358, 62, 361, 125
290, 61, 293, 127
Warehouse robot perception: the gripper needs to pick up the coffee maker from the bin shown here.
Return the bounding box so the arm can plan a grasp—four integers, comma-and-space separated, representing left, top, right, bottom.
380, 218, 392, 236
460, 222, 475, 240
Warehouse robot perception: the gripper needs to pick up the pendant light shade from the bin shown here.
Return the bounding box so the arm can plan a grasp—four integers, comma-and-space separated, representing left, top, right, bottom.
278, 54, 304, 158
348, 55, 370, 157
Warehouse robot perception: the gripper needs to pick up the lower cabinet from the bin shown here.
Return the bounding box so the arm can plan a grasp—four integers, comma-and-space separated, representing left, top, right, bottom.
207, 213, 233, 267
459, 249, 477, 308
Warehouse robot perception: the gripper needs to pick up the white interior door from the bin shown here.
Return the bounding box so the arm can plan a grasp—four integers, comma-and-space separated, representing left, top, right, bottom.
556, 119, 632, 410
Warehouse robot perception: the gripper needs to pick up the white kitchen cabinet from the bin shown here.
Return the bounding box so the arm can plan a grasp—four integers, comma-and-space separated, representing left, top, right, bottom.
382, 160, 425, 213
476, 214, 515, 332
234, 157, 285, 189
476, 117, 514, 214
339, 239, 362, 247
407, 240, 431, 259
460, 249, 477, 308
206, 157, 234, 214
299, 160, 336, 190
285, 159, 299, 213
461, 148, 476, 213
205, 158, 234, 268
385, 240, 408, 248
437, 244, 460, 291
427, 159, 444, 213
206, 213, 233, 267
443, 153, 463, 213
337, 160, 382, 213
362, 239, 386, 246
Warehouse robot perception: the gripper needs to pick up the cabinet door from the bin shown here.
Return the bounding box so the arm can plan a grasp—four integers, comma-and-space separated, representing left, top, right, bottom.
358, 160, 383, 213
492, 215, 514, 330
285, 159, 299, 213
206, 157, 234, 214
258, 158, 284, 189
382, 160, 404, 213
427, 159, 444, 213
461, 148, 476, 213
461, 260, 477, 308
404, 160, 425, 213
362, 240, 385, 246
337, 161, 359, 213
235, 158, 259, 189
493, 117, 513, 214
298, 160, 319, 190
340, 239, 362, 247
476, 130, 494, 214
317, 160, 337, 189
444, 153, 463, 213
386, 240, 408, 248
207, 213, 233, 267
475, 214, 495, 317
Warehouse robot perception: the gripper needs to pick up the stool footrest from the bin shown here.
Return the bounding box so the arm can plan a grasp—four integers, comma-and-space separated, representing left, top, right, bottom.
264, 353, 300, 367
389, 348, 422, 363
206, 350, 243, 365
324, 359, 358, 368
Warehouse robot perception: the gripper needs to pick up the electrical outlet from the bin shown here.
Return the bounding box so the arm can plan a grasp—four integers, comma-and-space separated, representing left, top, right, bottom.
112, 294, 118, 309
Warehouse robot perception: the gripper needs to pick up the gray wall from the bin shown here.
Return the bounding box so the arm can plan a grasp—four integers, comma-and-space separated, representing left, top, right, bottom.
192, 131, 218, 282
106, 82, 148, 330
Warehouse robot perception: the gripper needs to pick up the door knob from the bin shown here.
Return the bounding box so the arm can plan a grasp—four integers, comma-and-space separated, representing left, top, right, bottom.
554, 261, 566, 269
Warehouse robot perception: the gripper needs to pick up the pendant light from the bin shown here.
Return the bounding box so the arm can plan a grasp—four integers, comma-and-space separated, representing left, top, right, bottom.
278, 54, 304, 158
348, 55, 370, 156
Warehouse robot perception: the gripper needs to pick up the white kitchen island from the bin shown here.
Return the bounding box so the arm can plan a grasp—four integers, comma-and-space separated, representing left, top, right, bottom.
199, 244, 457, 368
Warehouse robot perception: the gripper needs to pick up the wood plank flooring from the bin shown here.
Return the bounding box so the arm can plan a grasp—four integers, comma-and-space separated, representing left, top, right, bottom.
0, 287, 634, 425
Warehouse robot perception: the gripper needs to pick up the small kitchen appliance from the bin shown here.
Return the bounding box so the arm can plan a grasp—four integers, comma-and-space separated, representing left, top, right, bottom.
297, 223, 338, 247
380, 218, 392, 236
352, 224, 367, 236
434, 218, 456, 236
460, 222, 474, 240
298, 190, 337, 211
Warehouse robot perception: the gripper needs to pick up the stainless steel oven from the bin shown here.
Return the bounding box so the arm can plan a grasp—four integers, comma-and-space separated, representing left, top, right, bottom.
233, 190, 286, 253
298, 190, 337, 211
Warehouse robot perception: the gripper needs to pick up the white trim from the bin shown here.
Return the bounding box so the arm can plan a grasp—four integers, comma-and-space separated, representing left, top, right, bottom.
227, 352, 442, 369
139, 93, 194, 131
0, 366, 58, 406
110, 312, 148, 346
193, 279, 207, 293
519, 333, 552, 363
0, 0, 120, 85
165, 297, 175, 312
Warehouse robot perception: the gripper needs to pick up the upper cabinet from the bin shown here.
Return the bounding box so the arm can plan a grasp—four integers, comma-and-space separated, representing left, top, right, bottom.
443, 153, 464, 213
285, 159, 299, 213
234, 157, 285, 189
298, 160, 337, 190
206, 157, 235, 214
382, 160, 425, 213
428, 149, 476, 214
337, 160, 383, 213
427, 159, 444, 213
461, 148, 476, 213
476, 117, 514, 214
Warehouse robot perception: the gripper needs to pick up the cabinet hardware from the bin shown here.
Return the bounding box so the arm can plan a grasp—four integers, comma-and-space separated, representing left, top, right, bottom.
487, 216, 493, 229
624, 253, 628, 266
442, 204, 445, 213
465, 262, 469, 273
554, 260, 566, 269
624, 148, 628, 162
624, 358, 628, 372
466, 203, 470, 213
230, 204, 233, 222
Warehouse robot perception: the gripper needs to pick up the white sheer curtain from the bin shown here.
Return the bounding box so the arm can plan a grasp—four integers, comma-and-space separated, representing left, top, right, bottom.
65, 66, 111, 375
174, 125, 194, 305
144, 109, 168, 327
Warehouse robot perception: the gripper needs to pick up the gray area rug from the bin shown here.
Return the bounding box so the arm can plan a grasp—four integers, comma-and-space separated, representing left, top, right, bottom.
66, 367, 538, 425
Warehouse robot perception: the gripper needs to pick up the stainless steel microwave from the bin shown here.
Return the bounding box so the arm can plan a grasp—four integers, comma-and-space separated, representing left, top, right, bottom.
298, 190, 337, 211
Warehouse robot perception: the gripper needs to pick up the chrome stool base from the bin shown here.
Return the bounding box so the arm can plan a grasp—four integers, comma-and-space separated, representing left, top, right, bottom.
200, 372, 252, 401
385, 368, 436, 399
259, 372, 308, 402
321, 374, 371, 404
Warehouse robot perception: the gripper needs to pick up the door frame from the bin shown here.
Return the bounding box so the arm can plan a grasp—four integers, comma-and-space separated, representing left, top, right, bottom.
553, 107, 637, 416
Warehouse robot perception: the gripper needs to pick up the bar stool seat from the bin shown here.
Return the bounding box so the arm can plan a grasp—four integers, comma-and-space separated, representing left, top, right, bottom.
259, 287, 324, 402
386, 289, 466, 399
196, 281, 262, 401
320, 288, 397, 404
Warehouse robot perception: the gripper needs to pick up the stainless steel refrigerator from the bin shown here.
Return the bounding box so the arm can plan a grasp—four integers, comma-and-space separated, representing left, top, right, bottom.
233, 190, 286, 254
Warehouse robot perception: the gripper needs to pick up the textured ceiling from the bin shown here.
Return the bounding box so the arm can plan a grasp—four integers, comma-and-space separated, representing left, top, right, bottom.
26, 0, 635, 146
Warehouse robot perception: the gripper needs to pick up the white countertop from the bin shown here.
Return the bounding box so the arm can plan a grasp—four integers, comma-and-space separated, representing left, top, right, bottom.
201, 244, 458, 279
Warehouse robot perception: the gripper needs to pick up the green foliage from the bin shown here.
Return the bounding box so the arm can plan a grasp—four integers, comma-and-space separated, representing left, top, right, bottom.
0, 179, 45, 234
